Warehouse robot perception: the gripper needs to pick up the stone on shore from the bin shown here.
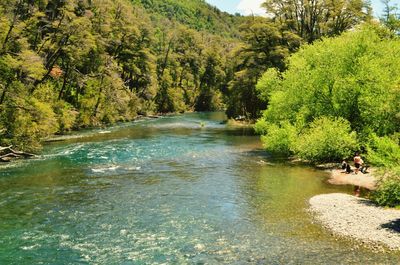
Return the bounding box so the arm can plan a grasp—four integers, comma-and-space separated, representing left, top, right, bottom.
309, 193, 400, 250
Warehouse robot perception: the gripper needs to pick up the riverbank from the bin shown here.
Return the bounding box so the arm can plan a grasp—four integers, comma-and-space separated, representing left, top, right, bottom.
293, 161, 378, 190
309, 193, 400, 250
328, 168, 377, 190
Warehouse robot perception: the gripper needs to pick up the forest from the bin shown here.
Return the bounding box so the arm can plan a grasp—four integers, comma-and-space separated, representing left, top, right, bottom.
0, 0, 244, 151
0, 0, 376, 149
0, 0, 399, 204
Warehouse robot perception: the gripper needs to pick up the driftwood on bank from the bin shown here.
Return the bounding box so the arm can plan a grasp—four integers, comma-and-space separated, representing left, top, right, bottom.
0, 146, 35, 162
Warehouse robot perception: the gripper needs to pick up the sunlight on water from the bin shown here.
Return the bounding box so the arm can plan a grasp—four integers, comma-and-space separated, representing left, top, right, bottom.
0, 112, 399, 264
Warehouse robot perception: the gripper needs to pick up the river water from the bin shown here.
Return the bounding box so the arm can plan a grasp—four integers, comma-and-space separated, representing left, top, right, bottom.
0, 112, 399, 264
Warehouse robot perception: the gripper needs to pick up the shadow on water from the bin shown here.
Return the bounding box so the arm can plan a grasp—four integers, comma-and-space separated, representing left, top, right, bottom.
381, 219, 400, 233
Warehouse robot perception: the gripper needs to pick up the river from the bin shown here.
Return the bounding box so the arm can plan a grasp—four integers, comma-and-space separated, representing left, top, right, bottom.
0, 112, 399, 264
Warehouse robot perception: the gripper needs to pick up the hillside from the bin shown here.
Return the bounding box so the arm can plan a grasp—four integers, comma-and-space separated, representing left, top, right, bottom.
134, 0, 243, 38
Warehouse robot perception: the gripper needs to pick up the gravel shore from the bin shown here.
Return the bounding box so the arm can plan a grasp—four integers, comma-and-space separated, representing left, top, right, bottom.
309, 193, 400, 250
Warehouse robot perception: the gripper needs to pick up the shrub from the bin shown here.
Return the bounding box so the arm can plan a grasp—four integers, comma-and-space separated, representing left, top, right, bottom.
371, 175, 400, 208
294, 116, 357, 162
53, 101, 78, 133
366, 134, 400, 168
3, 97, 59, 151
257, 120, 297, 155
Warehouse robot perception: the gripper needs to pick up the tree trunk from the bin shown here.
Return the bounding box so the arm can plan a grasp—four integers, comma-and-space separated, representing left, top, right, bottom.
1, 14, 17, 53
0, 146, 35, 162
92, 75, 105, 117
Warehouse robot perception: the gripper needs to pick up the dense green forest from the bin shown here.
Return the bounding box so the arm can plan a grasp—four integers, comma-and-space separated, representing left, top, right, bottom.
0, 0, 376, 150
0, 0, 244, 150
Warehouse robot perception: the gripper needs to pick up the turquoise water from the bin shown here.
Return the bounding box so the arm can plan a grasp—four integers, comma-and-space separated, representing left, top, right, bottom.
0, 112, 399, 264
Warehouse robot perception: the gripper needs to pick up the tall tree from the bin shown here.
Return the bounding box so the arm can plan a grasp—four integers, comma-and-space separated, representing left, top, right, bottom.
380, 0, 400, 32
226, 17, 301, 119
262, 0, 372, 43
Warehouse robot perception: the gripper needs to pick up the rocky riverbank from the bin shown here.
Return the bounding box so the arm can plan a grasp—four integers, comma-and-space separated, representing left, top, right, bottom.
309, 193, 400, 250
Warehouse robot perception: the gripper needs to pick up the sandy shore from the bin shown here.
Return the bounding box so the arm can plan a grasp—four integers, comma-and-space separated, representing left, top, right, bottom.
309, 193, 400, 250
328, 168, 377, 190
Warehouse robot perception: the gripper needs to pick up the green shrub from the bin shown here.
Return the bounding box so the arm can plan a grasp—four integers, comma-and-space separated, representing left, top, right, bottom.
53, 101, 78, 133
294, 116, 357, 162
258, 121, 297, 155
371, 175, 400, 208
2, 97, 59, 151
366, 134, 400, 167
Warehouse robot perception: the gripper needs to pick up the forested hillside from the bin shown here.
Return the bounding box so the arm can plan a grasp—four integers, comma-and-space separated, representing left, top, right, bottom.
134, 0, 243, 38
0, 0, 242, 151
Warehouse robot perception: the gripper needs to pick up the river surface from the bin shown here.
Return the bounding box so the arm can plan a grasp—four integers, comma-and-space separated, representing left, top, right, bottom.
0, 112, 399, 264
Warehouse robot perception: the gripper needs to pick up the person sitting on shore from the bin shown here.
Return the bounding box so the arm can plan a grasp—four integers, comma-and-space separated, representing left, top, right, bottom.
341, 160, 352, 174
341, 160, 347, 170
353, 152, 363, 174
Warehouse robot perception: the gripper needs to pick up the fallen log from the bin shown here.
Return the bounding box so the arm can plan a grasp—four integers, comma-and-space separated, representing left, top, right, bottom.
0, 146, 35, 162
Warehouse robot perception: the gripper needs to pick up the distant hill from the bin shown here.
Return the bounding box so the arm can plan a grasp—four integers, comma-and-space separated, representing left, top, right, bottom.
132, 0, 244, 38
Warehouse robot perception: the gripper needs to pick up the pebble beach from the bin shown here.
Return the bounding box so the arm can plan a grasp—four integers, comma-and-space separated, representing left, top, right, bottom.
309, 193, 400, 250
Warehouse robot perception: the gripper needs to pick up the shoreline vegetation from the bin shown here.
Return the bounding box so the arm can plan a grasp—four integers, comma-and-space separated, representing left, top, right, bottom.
254, 24, 400, 209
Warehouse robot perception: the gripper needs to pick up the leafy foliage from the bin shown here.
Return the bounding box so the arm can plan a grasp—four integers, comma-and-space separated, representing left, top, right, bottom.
371, 175, 400, 208
0, 0, 242, 150
256, 24, 400, 162
225, 17, 301, 119
294, 117, 357, 162
225, 0, 371, 120
366, 134, 400, 168
380, 0, 400, 32
255, 120, 297, 156
262, 0, 372, 43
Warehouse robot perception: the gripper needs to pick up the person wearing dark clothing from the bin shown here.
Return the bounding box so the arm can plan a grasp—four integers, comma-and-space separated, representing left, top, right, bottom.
341, 160, 352, 174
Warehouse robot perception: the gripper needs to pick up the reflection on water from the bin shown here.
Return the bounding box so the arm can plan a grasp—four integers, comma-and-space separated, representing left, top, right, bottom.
0, 112, 399, 264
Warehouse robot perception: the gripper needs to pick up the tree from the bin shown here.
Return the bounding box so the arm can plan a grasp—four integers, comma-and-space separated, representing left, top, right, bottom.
262, 0, 372, 43
256, 24, 400, 160
380, 0, 400, 32
226, 17, 301, 119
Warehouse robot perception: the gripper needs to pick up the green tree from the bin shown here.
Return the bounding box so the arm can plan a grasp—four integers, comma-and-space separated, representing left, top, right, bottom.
226, 17, 301, 119
380, 0, 400, 32
256, 24, 400, 161
262, 0, 372, 43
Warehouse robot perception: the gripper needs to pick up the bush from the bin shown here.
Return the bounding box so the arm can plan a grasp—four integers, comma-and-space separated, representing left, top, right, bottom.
2, 97, 59, 151
366, 134, 400, 168
257, 120, 297, 155
53, 101, 78, 133
294, 116, 357, 162
371, 175, 400, 208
